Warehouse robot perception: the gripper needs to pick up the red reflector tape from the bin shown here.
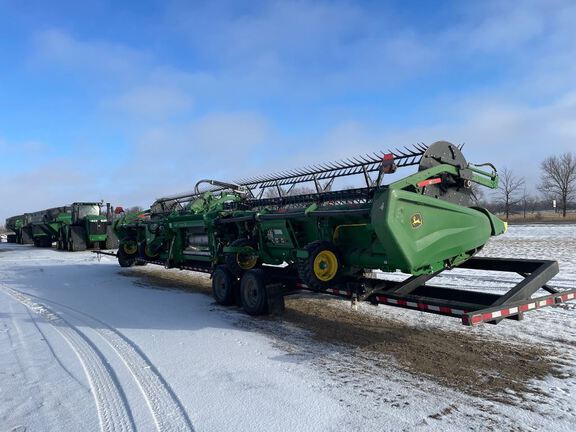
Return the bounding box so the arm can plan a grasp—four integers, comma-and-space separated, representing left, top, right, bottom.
464, 292, 576, 325
374, 296, 466, 316
417, 178, 442, 188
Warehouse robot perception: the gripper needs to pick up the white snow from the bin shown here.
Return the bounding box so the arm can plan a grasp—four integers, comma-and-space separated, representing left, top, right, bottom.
1, 224, 575, 431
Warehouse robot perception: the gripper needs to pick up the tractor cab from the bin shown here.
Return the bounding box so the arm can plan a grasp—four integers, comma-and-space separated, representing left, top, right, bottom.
72, 202, 103, 223
71, 202, 108, 243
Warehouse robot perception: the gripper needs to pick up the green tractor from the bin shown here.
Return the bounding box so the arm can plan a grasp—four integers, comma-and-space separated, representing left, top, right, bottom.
5, 201, 119, 251
5, 215, 26, 243
112, 141, 574, 325
57, 202, 118, 251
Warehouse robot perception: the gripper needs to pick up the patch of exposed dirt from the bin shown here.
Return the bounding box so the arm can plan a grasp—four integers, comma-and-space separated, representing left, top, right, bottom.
121, 266, 565, 403
281, 297, 565, 403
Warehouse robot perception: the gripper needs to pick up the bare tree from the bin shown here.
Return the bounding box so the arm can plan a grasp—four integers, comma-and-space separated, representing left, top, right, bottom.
520, 187, 533, 219
496, 167, 525, 220
469, 182, 484, 206
538, 152, 576, 217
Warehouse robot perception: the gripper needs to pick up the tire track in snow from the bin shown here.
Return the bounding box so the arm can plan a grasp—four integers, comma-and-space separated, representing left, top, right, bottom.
12, 289, 194, 432
0, 286, 135, 432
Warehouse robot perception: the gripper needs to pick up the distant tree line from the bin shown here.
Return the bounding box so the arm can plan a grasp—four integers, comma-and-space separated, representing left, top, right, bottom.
483, 151, 576, 220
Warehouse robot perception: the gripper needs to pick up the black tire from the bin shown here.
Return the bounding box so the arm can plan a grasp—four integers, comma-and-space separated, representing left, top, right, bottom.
212, 266, 237, 305
105, 225, 119, 249
240, 269, 269, 316
139, 242, 159, 260
69, 226, 87, 252
225, 238, 260, 277
59, 229, 68, 251
21, 229, 33, 245
117, 247, 136, 267
296, 240, 342, 291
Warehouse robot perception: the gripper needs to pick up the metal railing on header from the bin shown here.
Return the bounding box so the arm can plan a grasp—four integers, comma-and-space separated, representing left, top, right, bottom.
153, 143, 429, 208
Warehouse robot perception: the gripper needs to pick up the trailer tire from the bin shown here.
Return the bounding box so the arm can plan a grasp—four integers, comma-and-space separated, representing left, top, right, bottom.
297, 240, 342, 291
212, 266, 237, 306
225, 239, 260, 277
117, 247, 136, 267
240, 269, 269, 316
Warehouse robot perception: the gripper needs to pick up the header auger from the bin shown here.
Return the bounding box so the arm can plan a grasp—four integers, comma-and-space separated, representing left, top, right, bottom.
110, 141, 575, 325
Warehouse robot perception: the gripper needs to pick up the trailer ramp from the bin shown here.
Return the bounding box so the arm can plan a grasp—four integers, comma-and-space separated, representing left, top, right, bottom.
297, 257, 576, 326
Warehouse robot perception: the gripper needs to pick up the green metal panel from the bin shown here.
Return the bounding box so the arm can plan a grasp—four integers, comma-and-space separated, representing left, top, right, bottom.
371, 188, 492, 274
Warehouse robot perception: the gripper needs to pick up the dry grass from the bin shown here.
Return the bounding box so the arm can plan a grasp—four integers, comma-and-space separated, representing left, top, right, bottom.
502, 211, 576, 224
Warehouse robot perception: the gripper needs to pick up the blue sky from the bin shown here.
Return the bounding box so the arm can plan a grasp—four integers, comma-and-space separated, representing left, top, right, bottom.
1, 0, 576, 220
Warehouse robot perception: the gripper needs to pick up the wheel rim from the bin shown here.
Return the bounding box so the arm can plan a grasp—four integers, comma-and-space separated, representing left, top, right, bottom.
313, 250, 338, 281
237, 247, 258, 270
214, 272, 228, 299
123, 242, 138, 255
243, 277, 261, 309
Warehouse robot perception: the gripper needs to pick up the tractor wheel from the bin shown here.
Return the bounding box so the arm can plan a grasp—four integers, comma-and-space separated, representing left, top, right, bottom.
105, 226, 119, 249
225, 239, 260, 277
20, 229, 33, 245
240, 269, 269, 316
212, 265, 237, 306
297, 240, 342, 291
117, 247, 136, 267
69, 226, 87, 251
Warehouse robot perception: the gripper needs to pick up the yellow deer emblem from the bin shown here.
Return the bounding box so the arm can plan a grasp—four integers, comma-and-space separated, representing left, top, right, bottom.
411, 213, 423, 229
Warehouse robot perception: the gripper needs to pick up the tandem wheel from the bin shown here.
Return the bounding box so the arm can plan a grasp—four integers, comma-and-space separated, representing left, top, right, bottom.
225, 238, 260, 277
212, 265, 238, 306
117, 242, 138, 267
239, 269, 269, 316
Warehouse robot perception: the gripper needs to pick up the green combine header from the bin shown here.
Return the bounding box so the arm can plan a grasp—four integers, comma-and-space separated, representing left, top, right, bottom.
108, 141, 575, 325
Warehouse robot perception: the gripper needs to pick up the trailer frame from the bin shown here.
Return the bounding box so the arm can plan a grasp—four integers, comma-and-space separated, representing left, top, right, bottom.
95, 250, 575, 326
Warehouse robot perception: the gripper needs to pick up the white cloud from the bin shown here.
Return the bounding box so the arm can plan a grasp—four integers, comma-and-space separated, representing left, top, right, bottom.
10, 0, 576, 215
105, 86, 194, 117
32, 28, 150, 78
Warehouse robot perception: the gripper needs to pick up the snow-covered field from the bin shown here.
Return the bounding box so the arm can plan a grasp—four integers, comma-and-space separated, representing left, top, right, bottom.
1, 224, 575, 432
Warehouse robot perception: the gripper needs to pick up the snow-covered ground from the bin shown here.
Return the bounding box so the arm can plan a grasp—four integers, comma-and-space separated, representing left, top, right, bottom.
1, 224, 575, 432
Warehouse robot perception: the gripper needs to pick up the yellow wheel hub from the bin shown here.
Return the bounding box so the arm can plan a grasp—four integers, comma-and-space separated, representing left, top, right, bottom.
237, 247, 258, 270
123, 242, 138, 255
313, 250, 338, 281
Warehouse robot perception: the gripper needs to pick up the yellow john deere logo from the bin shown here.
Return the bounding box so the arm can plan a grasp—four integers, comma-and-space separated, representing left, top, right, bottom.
411, 213, 423, 228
